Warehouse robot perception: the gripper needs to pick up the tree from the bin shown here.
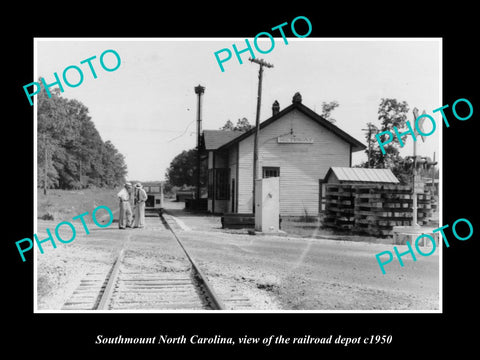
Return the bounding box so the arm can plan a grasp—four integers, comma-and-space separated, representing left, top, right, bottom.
362, 98, 409, 169
375, 98, 409, 169
37, 133, 59, 190
165, 149, 198, 187
37, 78, 127, 189
234, 117, 252, 131
358, 98, 412, 184
99, 141, 128, 187
220, 117, 252, 131
320, 101, 339, 123
220, 120, 234, 130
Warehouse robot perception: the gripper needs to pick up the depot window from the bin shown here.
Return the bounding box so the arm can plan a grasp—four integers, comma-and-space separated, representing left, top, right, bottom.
263, 167, 280, 178
208, 169, 214, 199
215, 168, 230, 200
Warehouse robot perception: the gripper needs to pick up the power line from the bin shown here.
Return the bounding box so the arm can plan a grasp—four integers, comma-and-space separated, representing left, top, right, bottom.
167, 119, 196, 143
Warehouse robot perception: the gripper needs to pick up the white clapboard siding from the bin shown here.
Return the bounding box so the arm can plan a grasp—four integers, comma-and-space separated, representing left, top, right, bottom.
238, 138, 254, 213
228, 145, 238, 213
237, 109, 350, 216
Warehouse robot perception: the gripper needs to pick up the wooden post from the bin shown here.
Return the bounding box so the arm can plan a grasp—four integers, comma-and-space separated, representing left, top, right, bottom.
249, 58, 273, 213
412, 108, 419, 227
43, 133, 47, 195
253, 65, 263, 187
362, 123, 374, 168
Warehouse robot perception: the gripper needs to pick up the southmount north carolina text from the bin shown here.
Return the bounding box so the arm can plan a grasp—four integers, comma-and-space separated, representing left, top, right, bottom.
95, 334, 393, 346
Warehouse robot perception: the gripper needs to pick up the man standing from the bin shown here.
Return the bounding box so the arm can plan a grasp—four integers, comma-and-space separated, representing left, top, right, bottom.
117, 182, 133, 229
133, 182, 147, 228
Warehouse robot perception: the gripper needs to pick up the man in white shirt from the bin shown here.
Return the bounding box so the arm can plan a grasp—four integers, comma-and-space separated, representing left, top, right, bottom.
133, 183, 147, 228
117, 183, 133, 229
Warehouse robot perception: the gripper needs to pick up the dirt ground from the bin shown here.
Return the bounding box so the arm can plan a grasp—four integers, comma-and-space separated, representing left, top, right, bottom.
36, 199, 439, 312
161, 201, 439, 311
175, 229, 439, 310
36, 215, 280, 311
36, 227, 120, 310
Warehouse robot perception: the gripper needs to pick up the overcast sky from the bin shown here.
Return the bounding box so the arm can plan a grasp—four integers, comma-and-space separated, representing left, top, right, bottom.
35, 38, 441, 182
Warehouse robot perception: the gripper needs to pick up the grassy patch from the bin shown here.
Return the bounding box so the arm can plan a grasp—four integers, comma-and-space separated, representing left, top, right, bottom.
281, 217, 325, 237
280, 216, 393, 244
37, 188, 120, 223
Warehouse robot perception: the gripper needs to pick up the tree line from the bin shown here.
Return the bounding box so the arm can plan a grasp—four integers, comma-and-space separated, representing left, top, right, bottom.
38, 83, 127, 190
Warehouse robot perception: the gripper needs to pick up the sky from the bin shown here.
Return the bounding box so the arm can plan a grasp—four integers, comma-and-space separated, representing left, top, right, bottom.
35, 38, 441, 182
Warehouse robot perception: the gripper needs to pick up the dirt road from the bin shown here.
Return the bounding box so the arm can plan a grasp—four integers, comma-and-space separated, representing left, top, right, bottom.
36, 200, 439, 311
165, 216, 439, 311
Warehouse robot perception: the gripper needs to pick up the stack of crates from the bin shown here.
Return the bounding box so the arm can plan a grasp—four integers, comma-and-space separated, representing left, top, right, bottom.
323, 183, 435, 237
323, 184, 355, 231
352, 184, 413, 236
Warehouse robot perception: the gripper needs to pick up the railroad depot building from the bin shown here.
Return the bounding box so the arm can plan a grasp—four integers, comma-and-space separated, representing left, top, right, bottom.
199, 93, 366, 216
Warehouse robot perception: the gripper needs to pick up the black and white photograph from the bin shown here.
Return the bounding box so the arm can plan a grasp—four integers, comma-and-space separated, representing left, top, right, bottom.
6, 6, 478, 356
33, 38, 441, 313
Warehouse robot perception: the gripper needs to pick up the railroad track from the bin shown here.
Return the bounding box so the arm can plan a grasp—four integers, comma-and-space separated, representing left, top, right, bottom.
62, 212, 251, 311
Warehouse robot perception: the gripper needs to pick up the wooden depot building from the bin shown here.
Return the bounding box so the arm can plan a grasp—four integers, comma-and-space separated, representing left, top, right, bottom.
199, 92, 366, 217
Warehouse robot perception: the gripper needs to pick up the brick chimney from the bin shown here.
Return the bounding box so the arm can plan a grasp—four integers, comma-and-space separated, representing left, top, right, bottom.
292, 92, 302, 104
272, 100, 280, 116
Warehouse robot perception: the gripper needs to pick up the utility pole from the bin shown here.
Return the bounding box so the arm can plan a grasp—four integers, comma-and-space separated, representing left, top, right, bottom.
412, 108, 419, 227
194, 84, 205, 206
249, 57, 273, 213
43, 133, 47, 195
362, 123, 375, 168
432, 151, 436, 188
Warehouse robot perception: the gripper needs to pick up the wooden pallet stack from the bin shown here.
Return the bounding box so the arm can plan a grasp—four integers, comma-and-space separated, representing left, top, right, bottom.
416, 190, 434, 225
323, 183, 435, 237
423, 182, 438, 215
352, 184, 413, 236
323, 184, 355, 231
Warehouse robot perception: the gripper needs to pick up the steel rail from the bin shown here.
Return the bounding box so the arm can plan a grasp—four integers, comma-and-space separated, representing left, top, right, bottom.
95, 249, 125, 310
161, 212, 226, 310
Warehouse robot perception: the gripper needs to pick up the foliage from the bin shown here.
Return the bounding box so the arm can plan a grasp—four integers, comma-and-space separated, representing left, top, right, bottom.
165, 148, 203, 188
320, 101, 339, 123
167, 118, 252, 189
220, 117, 252, 131
221, 120, 235, 130
358, 98, 412, 184
37, 82, 127, 189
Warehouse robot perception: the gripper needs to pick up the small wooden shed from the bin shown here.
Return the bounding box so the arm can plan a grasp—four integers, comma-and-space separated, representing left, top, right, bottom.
320, 167, 399, 211
321, 167, 434, 236
323, 167, 400, 185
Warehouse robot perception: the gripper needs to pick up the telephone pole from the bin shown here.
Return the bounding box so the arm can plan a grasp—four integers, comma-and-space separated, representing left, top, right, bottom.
361, 123, 375, 168
412, 108, 419, 227
249, 57, 273, 212
43, 133, 48, 195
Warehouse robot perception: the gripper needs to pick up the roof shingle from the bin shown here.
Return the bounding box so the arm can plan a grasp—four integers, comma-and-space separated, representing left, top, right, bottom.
327, 167, 399, 183
202, 130, 245, 150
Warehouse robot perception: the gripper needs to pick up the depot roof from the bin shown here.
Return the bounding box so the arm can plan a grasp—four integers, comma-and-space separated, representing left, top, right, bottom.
202, 129, 246, 150
201, 98, 366, 153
